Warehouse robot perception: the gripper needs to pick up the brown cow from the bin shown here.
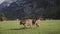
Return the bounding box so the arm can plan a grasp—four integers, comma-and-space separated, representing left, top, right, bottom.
20, 18, 32, 28
32, 18, 41, 27
20, 17, 41, 28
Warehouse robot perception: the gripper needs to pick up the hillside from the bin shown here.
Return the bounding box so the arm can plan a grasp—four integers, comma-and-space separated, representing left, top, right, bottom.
0, 0, 60, 20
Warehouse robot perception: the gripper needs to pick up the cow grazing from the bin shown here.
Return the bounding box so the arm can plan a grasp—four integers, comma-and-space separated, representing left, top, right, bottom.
32, 18, 41, 27
20, 17, 41, 28
20, 18, 32, 28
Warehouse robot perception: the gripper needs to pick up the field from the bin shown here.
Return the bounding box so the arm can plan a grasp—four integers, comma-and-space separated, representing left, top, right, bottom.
0, 20, 60, 34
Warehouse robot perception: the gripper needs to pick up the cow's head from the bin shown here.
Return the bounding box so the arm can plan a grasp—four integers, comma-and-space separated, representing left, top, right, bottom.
20, 21, 23, 25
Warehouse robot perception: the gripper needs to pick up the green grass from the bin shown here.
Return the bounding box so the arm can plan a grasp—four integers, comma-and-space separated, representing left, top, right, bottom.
0, 20, 60, 34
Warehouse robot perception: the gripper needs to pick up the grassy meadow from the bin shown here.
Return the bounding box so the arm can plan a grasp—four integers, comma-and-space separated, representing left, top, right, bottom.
0, 20, 60, 34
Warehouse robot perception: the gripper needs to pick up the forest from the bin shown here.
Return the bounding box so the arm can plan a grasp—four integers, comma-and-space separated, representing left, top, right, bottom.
0, 0, 60, 20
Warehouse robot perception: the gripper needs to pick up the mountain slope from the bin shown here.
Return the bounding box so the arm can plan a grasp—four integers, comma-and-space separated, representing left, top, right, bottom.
0, 0, 60, 19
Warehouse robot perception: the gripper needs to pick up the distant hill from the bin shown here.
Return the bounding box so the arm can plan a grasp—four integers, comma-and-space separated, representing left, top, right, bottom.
0, 0, 60, 20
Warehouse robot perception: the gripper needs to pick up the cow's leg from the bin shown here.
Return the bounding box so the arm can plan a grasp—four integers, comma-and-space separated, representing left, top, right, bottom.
36, 23, 39, 27
35, 22, 40, 28
28, 23, 32, 28
34, 21, 36, 27
24, 24, 28, 29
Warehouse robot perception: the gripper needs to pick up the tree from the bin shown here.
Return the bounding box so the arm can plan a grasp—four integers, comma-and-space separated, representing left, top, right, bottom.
0, 12, 5, 18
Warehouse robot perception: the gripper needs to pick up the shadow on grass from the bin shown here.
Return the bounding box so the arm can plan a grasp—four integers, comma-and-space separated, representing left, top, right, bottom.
0, 27, 26, 31
10, 27, 31, 30
10, 27, 25, 30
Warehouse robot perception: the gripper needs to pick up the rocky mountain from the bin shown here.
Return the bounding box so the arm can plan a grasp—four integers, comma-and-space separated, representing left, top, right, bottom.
0, 0, 60, 20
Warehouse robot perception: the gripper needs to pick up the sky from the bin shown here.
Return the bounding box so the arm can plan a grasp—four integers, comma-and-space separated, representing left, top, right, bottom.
0, 0, 5, 4
0, 0, 17, 4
